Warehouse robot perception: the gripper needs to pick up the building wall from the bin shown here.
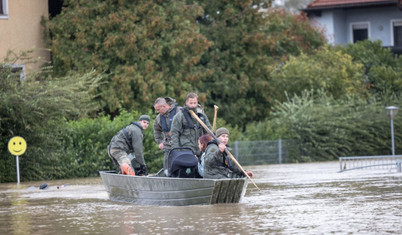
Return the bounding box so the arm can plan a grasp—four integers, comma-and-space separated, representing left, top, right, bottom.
312, 5, 402, 47
332, 9, 346, 45
343, 6, 402, 46
0, 0, 50, 75
309, 11, 336, 44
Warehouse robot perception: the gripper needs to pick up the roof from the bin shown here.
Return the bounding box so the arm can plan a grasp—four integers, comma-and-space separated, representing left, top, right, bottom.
305, 0, 398, 10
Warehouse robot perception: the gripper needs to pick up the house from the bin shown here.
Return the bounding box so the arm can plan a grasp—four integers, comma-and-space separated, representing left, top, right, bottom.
303, 0, 402, 54
0, 0, 51, 78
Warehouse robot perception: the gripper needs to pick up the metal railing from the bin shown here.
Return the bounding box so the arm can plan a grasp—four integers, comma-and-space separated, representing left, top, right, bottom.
338, 155, 402, 173
231, 139, 297, 165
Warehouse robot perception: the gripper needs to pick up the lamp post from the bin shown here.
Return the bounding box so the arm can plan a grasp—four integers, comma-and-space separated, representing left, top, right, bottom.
386, 106, 399, 156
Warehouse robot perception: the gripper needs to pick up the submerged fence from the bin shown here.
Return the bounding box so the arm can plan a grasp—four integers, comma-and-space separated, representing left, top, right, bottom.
232, 139, 298, 166
338, 155, 402, 173
232, 139, 402, 172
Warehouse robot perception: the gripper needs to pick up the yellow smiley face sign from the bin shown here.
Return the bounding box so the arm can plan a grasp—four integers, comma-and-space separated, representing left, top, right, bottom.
8, 136, 27, 156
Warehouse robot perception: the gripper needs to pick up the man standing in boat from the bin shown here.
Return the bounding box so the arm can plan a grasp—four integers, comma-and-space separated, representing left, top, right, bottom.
108, 115, 150, 176
170, 92, 212, 158
153, 97, 181, 175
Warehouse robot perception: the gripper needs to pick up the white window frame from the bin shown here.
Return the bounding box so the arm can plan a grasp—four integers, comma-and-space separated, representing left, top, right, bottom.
390, 19, 402, 46
349, 21, 371, 43
0, 0, 9, 19
4, 64, 26, 81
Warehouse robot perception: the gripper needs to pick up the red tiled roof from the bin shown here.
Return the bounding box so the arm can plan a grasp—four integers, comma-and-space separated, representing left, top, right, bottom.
306, 0, 397, 9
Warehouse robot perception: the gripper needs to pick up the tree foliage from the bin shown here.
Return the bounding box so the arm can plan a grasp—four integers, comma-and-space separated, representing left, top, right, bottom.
195, 3, 325, 126
270, 45, 367, 103
46, 0, 325, 127
47, 0, 210, 112
340, 40, 402, 98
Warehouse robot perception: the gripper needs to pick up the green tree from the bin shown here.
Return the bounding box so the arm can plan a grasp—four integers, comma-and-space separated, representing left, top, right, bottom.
340, 40, 402, 98
194, 2, 325, 127
47, 0, 210, 113
47, 1, 325, 128
273, 0, 314, 12
270, 45, 367, 102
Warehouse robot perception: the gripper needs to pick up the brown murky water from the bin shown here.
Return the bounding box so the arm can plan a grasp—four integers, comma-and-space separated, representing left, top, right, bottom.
1, 161, 402, 234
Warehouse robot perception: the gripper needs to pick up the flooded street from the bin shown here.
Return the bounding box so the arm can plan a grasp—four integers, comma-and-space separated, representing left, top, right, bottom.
1, 161, 402, 234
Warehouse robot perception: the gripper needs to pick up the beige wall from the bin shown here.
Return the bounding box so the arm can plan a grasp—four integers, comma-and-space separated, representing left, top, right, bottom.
0, 0, 50, 75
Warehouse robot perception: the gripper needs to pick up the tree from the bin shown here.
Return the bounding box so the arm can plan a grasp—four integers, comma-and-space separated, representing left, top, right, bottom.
270, 45, 367, 102
47, 0, 325, 127
194, 1, 325, 126
47, 0, 210, 113
340, 40, 402, 98
273, 0, 314, 12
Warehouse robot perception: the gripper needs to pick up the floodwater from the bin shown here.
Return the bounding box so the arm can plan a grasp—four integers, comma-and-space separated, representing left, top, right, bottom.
1, 161, 401, 234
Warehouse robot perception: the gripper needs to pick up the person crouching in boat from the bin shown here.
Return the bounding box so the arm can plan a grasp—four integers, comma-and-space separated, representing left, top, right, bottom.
108, 115, 150, 176
200, 128, 254, 179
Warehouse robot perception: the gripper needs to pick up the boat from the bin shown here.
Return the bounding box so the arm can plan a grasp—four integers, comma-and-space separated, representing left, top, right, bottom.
99, 171, 249, 206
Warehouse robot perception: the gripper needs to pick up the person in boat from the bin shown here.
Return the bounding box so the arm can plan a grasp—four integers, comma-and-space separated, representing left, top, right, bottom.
108, 115, 150, 176
197, 134, 213, 177
170, 92, 212, 158
153, 97, 181, 174
201, 128, 254, 179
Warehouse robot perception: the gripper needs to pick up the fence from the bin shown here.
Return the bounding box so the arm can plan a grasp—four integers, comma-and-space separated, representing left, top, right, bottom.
232, 139, 298, 166
338, 155, 402, 173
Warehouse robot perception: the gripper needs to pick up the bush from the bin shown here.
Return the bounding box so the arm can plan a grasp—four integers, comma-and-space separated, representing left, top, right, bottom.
0, 51, 102, 182
270, 45, 367, 103
341, 40, 402, 97
246, 90, 402, 162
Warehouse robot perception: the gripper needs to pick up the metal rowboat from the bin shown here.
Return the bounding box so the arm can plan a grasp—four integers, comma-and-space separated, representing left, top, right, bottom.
99, 171, 248, 206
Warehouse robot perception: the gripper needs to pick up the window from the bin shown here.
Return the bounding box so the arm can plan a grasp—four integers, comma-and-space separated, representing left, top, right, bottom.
351, 22, 369, 43
3, 64, 26, 81
392, 20, 402, 47
0, 0, 8, 18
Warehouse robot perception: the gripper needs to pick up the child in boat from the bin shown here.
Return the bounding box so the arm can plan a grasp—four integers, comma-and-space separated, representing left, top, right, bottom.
199, 128, 254, 179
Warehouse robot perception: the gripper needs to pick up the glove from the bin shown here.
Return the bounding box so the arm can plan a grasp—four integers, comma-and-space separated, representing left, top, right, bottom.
135, 165, 148, 176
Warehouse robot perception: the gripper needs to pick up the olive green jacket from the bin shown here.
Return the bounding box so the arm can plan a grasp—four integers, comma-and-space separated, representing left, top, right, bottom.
170, 106, 211, 157
153, 97, 181, 151
109, 122, 146, 166
203, 141, 243, 179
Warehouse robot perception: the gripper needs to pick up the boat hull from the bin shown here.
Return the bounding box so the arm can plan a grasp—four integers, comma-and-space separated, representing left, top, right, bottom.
99, 171, 248, 206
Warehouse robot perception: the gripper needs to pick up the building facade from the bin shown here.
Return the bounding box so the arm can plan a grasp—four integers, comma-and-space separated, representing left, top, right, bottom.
0, 0, 50, 78
303, 0, 402, 54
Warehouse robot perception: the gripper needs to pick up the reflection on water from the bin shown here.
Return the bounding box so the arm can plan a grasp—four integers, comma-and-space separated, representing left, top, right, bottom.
0, 162, 401, 234
11, 188, 31, 235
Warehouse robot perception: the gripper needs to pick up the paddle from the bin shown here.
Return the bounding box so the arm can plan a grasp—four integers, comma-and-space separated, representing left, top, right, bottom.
189, 110, 260, 190
212, 105, 219, 133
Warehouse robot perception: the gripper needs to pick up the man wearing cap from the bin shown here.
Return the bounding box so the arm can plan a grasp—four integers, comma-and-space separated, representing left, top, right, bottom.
108, 115, 150, 176
202, 127, 254, 179
153, 97, 181, 173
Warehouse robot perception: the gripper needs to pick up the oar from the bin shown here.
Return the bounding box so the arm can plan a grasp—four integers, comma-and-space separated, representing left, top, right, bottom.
189, 110, 260, 190
212, 105, 219, 133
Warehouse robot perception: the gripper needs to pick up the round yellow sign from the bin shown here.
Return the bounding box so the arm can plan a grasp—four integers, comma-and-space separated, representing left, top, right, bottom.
8, 136, 27, 156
